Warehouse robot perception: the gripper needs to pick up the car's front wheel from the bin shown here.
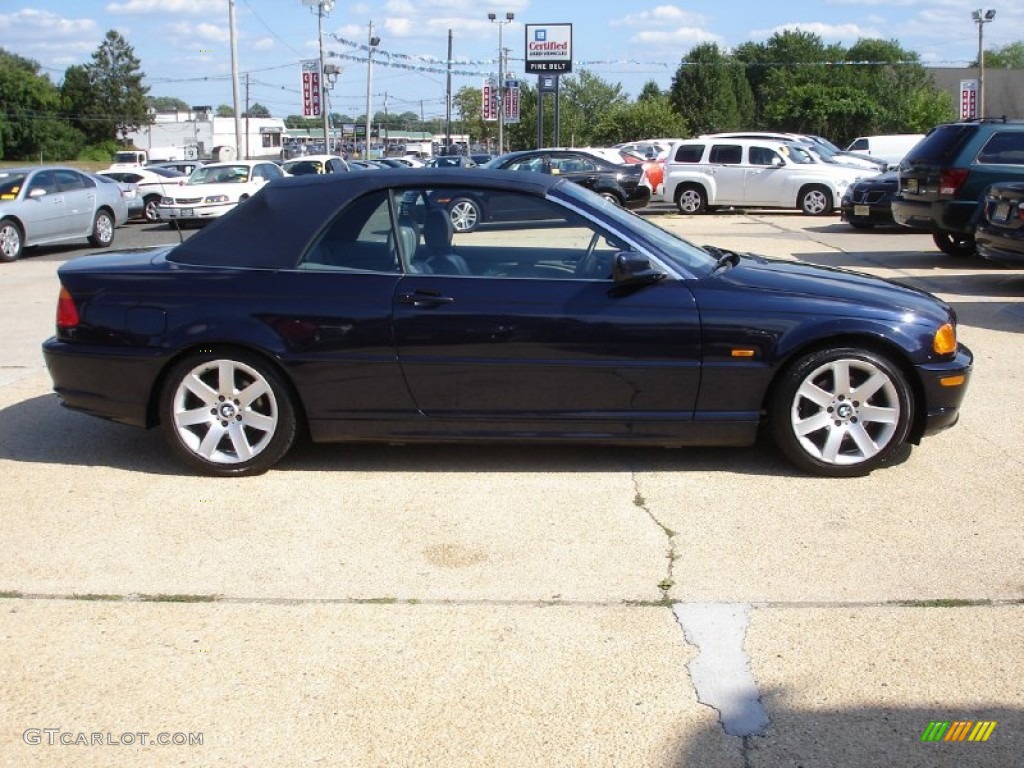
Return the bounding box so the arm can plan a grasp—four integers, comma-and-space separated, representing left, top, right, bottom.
159, 350, 297, 476
448, 197, 481, 233
0, 218, 24, 262
143, 195, 162, 223
88, 210, 115, 247
769, 347, 913, 477
799, 185, 833, 215
932, 230, 976, 257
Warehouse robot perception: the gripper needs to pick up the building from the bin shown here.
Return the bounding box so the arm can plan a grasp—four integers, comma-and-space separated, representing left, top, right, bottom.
123, 108, 287, 161
927, 68, 1023, 120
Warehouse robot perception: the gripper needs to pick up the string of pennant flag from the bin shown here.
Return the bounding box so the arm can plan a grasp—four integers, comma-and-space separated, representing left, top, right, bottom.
328, 35, 971, 76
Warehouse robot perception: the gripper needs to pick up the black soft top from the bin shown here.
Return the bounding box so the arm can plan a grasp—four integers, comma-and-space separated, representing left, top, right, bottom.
167, 168, 562, 269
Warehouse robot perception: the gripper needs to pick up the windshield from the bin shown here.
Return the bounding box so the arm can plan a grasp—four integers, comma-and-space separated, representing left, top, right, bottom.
553, 182, 717, 275
284, 160, 325, 175
189, 165, 251, 184
781, 144, 817, 165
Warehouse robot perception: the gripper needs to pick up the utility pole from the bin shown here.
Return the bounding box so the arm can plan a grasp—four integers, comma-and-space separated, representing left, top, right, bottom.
445, 29, 453, 154
244, 73, 250, 159
228, 0, 243, 158
364, 21, 380, 159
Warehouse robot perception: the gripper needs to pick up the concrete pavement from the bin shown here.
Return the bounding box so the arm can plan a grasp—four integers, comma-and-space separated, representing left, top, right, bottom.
1, 213, 1021, 766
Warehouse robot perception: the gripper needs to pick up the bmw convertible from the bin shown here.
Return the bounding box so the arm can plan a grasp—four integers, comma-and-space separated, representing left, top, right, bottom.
42, 168, 972, 477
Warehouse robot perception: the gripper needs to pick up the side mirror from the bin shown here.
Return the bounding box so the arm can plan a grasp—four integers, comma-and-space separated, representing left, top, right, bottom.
611, 251, 665, 294
28, 187, 47, 199
771, 156, 785, 168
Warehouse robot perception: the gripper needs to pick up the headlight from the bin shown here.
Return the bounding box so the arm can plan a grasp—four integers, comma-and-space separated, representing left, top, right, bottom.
204, 194, 230, 203
933, 323, 957, 355
159, 196, 173, 205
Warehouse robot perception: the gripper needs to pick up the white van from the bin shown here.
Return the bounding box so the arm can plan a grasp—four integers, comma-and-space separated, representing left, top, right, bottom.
661, 138, 878, 215
845, 135, 925, 166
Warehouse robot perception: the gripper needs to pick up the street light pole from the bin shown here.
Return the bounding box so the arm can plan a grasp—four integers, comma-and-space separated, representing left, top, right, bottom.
972, 8, 997, 119
365, 22, 380, 159
488, 12, 514, 155
316, 1, 334, 152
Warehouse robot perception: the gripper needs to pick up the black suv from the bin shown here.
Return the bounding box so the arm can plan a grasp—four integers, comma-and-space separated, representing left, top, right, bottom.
891, 118, 1024, 256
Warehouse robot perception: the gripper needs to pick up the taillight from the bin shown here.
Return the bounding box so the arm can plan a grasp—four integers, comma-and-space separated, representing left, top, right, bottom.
938, 168, 969, 196
56, 286, 80, 329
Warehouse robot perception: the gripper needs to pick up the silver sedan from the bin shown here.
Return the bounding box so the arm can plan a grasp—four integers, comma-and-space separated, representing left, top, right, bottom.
0, 166, 128, 262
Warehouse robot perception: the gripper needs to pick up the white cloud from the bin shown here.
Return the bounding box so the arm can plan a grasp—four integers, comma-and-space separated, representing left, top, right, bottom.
252, 37, 275, 52
0, 9, 99, 41
195, 22, 231, 44
612, 5, 706, 28
105, 0, 222, 14
631, 28, 723, 48
750, 22, 881, 42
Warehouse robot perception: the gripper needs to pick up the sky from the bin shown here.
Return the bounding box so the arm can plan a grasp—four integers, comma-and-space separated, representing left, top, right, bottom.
0, 0, 1019, 124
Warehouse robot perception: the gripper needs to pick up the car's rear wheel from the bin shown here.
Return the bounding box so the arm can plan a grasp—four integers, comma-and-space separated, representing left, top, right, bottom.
143, 195, 162, 223
675, 184, 707, 214
769, 347, 913, 477
599, 191, 622, 205
0, 218, 24, 262
448, 197, 481, 233
88, 210, 115, 247
159, 350, 297, 476
932, 230, 976, 257
799, 185, 832, 215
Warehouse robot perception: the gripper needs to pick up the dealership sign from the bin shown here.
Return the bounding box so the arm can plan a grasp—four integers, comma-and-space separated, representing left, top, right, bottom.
301, 59, 321, 117
524, 24, 572, 74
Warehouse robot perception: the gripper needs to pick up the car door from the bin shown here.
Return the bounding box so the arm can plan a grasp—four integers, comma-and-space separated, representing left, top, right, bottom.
53, 169, 96, 235
743, 144, 788, 205
18, 170, 65, 240
705, 144, 747, 205
390, 185, 702, 437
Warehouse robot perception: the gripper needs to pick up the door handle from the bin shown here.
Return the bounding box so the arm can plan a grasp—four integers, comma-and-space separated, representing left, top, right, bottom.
398, 291, 454, 308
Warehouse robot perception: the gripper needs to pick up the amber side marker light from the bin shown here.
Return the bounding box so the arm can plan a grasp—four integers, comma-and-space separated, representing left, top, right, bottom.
940, 375, 966, 387
731, 348, 756, 358
56, 286, 79, 329
933, 323, 957, 355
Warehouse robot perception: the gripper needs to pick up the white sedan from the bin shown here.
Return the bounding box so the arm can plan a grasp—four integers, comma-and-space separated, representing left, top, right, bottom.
157, 161, 288, 226
99, 166, 187, 222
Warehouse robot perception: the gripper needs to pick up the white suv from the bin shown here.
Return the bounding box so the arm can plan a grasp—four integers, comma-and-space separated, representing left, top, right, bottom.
661, 138, 879, 215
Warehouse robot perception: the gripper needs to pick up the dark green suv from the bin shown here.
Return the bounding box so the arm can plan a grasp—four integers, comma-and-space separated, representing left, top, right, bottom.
892, 118, 1024, 256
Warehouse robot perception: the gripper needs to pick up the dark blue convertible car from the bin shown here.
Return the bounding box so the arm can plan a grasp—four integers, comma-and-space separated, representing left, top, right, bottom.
42, 168, 972, 477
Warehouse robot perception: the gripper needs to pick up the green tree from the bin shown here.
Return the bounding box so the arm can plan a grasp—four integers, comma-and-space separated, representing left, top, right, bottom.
637, 80, 662, 102
591, 96, 688, 145
0, 49, 83, 160
149, 96, 189, 112
83, 30, 150, 143
217, 104, 235, 118
558, 70, 628, 146
243, 102, 270, 118
976, 41, 1024, 68
670, 43, 754, 135
453, 86, 492, 146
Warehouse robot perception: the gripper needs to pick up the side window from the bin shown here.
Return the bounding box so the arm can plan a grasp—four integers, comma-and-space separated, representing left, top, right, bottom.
298, 190, 401, 273
29, 171, 58, 196
709, 145, 743, 165
55, 169, 88, 191
749, 147, 780, 166
505, 156, 546, 173
849, 138, 868, 151
394, 186, 631, 281
673, 144, 705, 163
977, 132, 1024, 165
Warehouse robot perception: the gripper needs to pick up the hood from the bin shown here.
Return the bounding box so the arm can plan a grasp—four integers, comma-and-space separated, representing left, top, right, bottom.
696, 254, 951, 324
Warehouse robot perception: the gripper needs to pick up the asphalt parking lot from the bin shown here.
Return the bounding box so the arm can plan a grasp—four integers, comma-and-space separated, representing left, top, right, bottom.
1, 212, 1022, 766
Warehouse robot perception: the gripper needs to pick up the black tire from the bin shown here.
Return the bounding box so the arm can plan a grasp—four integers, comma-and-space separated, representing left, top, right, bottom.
448, 197, 481, 233
799, 185, 833, 216
159, 350, 297, 476
932, 230, 976, 257
88, 210, 115, 247
675, 184, 707, 214
769, 347, 913, 477
143, 195, 162, 223
0, 218, 24, 262
599, 191, 622, 206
